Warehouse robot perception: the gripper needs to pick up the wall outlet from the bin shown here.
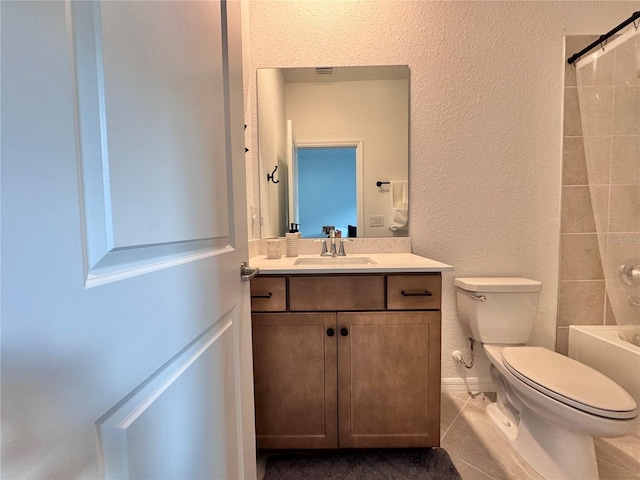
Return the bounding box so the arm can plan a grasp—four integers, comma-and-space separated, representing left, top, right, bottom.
369, 215, 384, 227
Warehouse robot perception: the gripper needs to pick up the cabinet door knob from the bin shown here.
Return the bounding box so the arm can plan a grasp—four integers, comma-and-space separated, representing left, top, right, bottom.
340, 328, 349, 337
327, 328, 335, 337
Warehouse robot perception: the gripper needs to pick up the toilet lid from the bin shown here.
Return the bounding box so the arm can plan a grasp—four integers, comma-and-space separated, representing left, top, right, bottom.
501, 347, 637, 420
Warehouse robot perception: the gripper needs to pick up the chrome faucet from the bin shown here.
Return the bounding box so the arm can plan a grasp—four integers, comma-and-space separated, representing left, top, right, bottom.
319, 228, 349, 257
321, 228, 338, 256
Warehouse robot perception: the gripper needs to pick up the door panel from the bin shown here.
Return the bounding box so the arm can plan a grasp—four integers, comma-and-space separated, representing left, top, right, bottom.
1, 1, 255, 478
101, 1, 227, 247
71, 1, 231, 285
99, 314, 239, 479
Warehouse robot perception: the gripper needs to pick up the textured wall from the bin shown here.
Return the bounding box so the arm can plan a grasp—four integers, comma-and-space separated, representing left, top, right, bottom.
242, 1, 639, 381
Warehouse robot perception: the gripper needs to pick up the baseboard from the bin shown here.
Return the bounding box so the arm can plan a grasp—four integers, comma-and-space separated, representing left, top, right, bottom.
441, 377, 495, 394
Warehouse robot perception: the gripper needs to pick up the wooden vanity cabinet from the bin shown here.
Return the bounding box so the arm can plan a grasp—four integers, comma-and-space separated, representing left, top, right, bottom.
250, 273, 442, 450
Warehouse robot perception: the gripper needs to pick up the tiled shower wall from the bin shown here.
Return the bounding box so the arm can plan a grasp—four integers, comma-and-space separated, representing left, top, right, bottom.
557, 35, 640, 354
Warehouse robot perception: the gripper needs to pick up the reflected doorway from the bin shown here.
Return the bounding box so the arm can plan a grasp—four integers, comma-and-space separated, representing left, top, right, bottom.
297, 147, 357, 238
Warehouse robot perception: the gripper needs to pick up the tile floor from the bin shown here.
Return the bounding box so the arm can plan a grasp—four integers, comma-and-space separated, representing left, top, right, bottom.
440, 392, 640, 480
257, 391, 640, 480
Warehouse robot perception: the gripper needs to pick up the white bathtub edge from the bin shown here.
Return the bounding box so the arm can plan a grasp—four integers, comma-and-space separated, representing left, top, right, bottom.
569, 325, 640, 433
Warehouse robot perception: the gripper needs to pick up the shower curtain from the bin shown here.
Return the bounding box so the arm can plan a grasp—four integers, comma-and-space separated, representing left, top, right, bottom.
575, 24, 640, 346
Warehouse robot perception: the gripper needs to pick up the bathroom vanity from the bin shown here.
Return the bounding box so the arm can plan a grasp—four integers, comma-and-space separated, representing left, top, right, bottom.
249, 253, 452, 449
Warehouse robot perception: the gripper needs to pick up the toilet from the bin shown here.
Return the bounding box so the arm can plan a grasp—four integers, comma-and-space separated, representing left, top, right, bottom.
454, 277, 638, 480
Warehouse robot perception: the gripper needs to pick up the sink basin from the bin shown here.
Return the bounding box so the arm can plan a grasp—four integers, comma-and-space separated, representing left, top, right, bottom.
294, 256, 376, 266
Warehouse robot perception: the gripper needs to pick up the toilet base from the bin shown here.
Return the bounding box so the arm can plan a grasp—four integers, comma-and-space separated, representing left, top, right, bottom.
487, 402, 599, 480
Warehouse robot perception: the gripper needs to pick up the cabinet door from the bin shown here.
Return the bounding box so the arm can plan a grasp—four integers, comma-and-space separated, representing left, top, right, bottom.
252, 313, 338, 449
337, 312, 441, 448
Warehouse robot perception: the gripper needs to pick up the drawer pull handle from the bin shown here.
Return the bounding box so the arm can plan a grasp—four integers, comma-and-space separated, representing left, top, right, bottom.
401, 290, 433, 297
251, 292, 273, 299
340, 328, 349, 337
327, 328, 335, 337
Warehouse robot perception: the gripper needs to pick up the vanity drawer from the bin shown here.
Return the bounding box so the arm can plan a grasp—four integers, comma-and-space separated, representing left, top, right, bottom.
387, 274, 441, 310
251, 276, 287, 312
289, 275, 385, 311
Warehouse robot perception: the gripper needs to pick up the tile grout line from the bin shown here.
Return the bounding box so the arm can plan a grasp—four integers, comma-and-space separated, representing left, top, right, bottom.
596, 456, 640, 477
440, 395, 469, 442
453, 456, 499, 480
456, 395, 544, 480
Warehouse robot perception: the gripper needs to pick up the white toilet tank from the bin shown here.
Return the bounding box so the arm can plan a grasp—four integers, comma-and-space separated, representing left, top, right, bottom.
454, 277, 542, 344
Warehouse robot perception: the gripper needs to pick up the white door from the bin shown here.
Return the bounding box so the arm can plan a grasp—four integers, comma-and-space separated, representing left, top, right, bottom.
286, 120, 299, 228
1, 1, 256, 479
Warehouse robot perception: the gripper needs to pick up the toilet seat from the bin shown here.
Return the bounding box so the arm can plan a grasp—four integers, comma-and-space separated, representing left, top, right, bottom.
501, 347, 637, 420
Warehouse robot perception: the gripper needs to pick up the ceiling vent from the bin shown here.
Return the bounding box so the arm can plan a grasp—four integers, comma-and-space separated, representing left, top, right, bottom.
315, 67, 335, 75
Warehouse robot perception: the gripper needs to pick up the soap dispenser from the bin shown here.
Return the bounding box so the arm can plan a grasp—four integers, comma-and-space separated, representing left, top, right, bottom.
285, 223, 300, 257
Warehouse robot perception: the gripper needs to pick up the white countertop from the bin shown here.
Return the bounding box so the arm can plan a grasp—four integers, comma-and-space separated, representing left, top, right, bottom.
249, 253, 454, 275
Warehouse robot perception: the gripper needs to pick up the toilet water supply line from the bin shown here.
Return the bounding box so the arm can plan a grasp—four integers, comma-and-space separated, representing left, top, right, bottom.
453, 337, 476, 369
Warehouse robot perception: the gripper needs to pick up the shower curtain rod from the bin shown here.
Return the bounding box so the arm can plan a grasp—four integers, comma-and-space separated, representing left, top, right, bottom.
567, 11, 640, 64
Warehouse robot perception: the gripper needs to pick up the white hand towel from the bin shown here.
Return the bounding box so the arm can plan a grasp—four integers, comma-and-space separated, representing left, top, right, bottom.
389, 180, 408, 231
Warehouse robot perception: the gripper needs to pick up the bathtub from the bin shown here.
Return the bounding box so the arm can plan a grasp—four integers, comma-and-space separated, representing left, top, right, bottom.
569, 325, 640, 434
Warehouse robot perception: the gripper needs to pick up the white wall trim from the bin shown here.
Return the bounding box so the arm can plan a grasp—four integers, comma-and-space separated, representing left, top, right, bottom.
441, 377, 496, 394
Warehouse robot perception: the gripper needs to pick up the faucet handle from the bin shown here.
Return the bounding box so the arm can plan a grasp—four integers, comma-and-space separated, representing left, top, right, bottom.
338, 239, 355, 256
321, 239, 328, 256
337, 239, 354, 257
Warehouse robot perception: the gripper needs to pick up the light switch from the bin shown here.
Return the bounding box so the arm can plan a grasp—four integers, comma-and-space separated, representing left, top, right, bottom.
369, 215, 384, 227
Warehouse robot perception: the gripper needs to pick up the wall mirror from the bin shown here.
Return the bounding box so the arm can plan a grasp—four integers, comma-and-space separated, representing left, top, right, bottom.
257, 65, 409, 239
